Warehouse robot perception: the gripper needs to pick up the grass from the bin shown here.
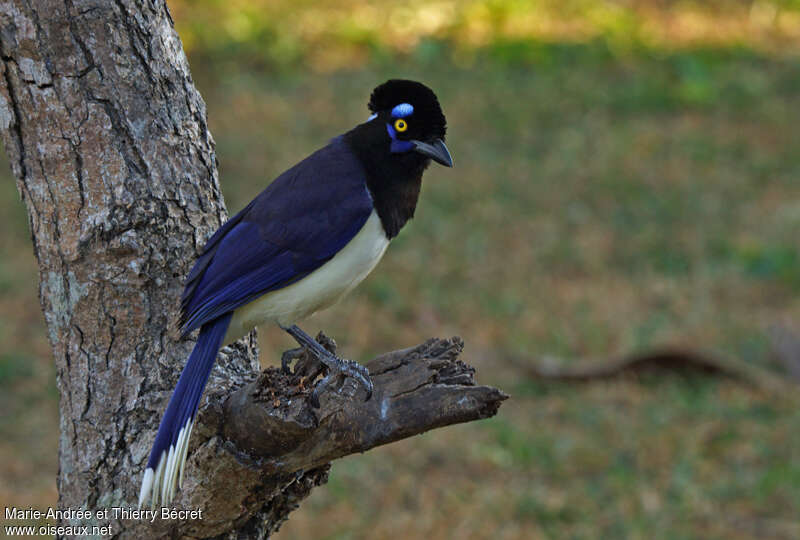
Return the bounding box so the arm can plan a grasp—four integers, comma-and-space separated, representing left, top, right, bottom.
2, 31, 800, 540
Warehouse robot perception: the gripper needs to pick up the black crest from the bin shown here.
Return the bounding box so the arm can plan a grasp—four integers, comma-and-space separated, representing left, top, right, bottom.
368, 79, 447, 140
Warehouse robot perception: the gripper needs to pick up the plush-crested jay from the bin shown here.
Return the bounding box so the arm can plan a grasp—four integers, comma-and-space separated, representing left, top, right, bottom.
138, 79, 452, 507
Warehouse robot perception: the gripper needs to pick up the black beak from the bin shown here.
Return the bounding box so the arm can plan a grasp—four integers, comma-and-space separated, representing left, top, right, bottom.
411, 138, 454, 167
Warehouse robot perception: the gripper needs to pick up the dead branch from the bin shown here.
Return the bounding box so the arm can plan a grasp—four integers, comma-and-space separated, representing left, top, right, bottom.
510, 345, 789, 391
136, 336, 506, 538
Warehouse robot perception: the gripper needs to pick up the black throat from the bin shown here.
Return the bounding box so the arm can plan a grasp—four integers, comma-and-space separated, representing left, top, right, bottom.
344, 121, 429, 239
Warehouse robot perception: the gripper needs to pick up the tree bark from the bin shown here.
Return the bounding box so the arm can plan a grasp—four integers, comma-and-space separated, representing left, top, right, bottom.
0, 1, 507, 538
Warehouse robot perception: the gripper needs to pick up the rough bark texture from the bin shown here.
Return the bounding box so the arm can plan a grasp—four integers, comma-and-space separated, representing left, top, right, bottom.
0, 1, 507, 538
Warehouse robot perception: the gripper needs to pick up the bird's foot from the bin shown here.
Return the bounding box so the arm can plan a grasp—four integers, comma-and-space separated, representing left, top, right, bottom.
309, 356, 372, 408
280, 337, 329, 380
280, 347, 305, 374
280, 324, 373, 408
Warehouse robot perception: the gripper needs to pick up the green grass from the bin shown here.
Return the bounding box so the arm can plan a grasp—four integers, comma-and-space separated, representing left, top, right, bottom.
2, 38, 799, 538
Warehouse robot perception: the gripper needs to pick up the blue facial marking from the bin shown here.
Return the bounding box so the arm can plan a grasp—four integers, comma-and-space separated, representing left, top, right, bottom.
391, 139, 415, 153
391, 103, 414, 118
367, 113, 377, 121
386, 122, 414, 153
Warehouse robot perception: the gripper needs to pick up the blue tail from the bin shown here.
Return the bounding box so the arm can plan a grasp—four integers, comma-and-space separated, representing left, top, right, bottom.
138, 313, 232, 508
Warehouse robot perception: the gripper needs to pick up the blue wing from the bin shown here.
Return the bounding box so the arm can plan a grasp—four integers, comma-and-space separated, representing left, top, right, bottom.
179, 136, 374, 335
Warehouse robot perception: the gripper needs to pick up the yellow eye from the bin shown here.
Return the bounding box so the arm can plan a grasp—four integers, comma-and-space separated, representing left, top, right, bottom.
394, 119, 408, 132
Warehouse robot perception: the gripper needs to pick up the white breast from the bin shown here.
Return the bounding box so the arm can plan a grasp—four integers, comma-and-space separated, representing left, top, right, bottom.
225, 210, 389, 344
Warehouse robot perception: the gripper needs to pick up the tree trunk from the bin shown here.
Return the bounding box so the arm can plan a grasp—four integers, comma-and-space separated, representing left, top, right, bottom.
0, 1, 506, 538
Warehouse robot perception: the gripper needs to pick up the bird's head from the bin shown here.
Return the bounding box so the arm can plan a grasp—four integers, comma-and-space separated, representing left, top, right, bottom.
344, 79, 451, 238
361, 79, 453, 168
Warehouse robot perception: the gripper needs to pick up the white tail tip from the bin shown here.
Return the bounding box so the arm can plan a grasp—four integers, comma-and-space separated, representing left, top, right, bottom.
138, 467, 155, 509
138, 418, 195, 509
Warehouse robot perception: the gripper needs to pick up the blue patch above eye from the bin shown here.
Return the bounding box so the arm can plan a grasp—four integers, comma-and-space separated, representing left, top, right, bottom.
391, 103, 414, 118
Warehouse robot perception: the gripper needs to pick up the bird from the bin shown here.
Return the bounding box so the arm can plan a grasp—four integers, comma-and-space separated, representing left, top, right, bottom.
138, 79, 452, 508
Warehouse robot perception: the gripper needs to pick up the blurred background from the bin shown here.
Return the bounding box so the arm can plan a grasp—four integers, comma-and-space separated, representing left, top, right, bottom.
2, 0, 799, 538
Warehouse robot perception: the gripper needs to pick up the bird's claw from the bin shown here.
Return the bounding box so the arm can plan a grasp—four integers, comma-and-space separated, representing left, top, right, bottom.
281, 324, 373, 408
281, 346, 305, 374
309, 356, 372, 408
308, 355, 372, 408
